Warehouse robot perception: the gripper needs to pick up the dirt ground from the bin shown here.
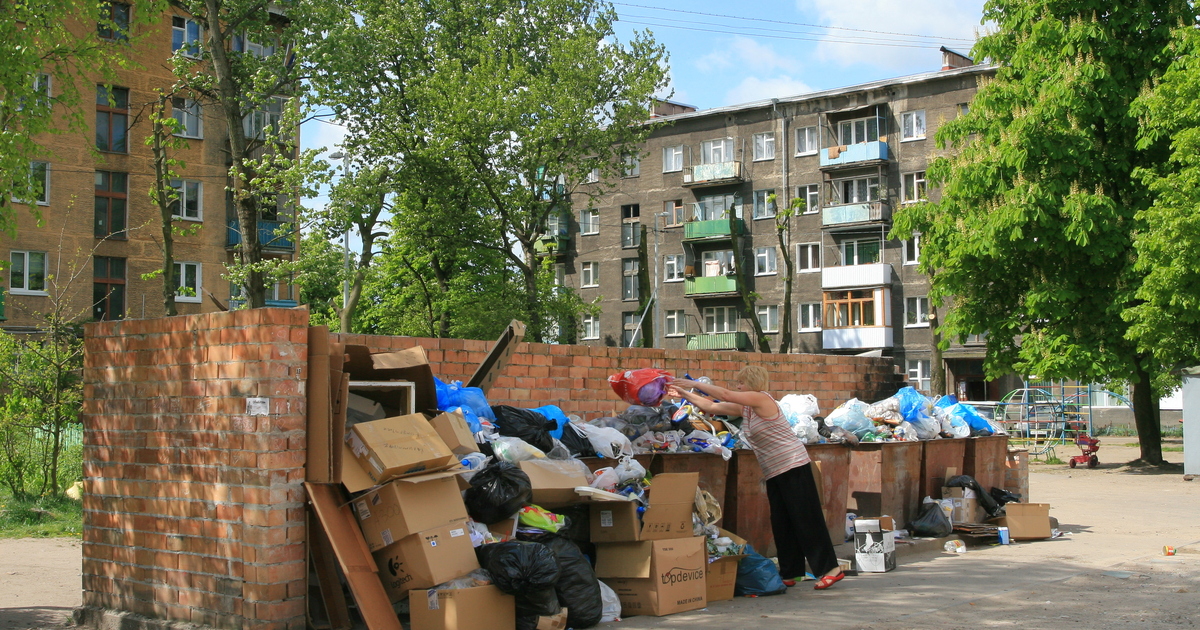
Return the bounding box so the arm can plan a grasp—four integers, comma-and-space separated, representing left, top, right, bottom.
1, 441, 1195, 630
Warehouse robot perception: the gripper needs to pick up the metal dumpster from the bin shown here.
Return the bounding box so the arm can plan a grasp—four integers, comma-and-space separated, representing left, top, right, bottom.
962, 435, 1010, 493
846, 441, 922, 527
920, 438, 967, 499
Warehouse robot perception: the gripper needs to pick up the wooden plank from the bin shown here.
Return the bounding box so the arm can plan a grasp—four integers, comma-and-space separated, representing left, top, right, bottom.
467, 320, 526, 394
308, 510, 350, 630
847, 442, 923, 527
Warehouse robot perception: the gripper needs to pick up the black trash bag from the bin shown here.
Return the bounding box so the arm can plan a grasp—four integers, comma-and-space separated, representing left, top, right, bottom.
476, 542, 561, 618
521, 534, 603, 629
464, 462, 533, 524
946, 474, 1003, 517
492, 406, 557, 454
909, 502, 953, 538
559, 422, 597, 458
990, 487, 1021, 506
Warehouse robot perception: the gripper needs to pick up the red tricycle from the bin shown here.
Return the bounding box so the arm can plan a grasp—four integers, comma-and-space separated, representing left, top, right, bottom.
1069, 435, 1100, 468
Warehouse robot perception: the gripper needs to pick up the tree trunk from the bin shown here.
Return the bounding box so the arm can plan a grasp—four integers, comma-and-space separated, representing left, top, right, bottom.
776, 213, 792, 354
1132, 356, 1163, 464
637, 224, 651, 348
731, 219, 769, 353
431, 253, 451, 338
929, 310, 946, 395
150, 102, 177, 317
520, 248, 543, 342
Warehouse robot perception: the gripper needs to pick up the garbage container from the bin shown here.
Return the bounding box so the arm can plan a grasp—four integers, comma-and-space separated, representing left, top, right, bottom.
847, 441, 922, 528
962, 435, 1009, 493
920, 438, 967, 499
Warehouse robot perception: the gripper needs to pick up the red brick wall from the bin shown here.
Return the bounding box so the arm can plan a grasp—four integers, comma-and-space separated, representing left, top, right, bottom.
82, 309, 310, 630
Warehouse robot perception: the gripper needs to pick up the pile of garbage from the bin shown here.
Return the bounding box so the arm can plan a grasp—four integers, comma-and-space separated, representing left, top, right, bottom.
819, 387, 1006, 444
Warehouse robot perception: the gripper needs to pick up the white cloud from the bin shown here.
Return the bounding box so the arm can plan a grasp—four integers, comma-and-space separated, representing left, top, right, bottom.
697, 36, 799, 75
806, 0, 986, 71
723, 75, 814, 107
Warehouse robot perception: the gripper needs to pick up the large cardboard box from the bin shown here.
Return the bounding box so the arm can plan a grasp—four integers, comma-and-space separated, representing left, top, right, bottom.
429, 410, 479, 455
344, 345, 439, 414
373, 519, 479, 601
590, 473, 698, 543
854, 519, 896, 573
595, 537, 707, 617
409, 585, 515, 630
348, 414, 459, 483
990, 502, 1051, 540
352, 470, 469, 551
519, 459, 591, 506
705, 529, 747, 603
941, 487, 983, 524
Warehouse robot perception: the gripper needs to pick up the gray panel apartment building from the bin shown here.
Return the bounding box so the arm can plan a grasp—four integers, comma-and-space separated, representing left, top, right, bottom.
548, 59, 1010, 400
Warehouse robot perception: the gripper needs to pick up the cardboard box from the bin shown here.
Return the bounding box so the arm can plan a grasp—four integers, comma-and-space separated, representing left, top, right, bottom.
854, 519, 896, 573
590, 472, 698, 543
348, 414, 459, 484
353, 470, 469, 551
990, 502, 1051, 540
347, 392, 388, 425
596, 537, 707, 617
373, 519, 479, 600
409, 585, 515, 630
429, 410, 479, 455
519, 459, 592, 506
535, 609, 567, 630
941, 487, 983, 524
705, 529, 747, 603
344, 345, 438, 414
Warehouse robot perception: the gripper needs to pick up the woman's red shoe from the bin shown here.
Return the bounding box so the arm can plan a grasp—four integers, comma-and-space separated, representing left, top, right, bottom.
813, 571, 844, 590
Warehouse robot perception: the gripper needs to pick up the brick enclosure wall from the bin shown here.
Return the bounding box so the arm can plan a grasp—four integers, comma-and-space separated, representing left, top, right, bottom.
82, 309, 310, 630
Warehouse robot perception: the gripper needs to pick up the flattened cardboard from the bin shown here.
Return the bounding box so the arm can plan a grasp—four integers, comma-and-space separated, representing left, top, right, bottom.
306, 326, 332, 482
409, 585, 515, 630
352, 471, 469, 551
348, 414, 458, 484
535, 609, 567, 630
942, 487, 982, 524
519, 459, 591, 506
596, 537, 707, 617
467, 320, 526, 394
989, 502, 1051, 540
430, 410, 479, 455
590, 472, 698, 542
344, 344, 438, 414
373, 519, 479, 601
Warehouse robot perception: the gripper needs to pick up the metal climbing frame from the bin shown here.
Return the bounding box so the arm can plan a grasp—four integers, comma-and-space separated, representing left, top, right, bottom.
996, 382, 1117, 455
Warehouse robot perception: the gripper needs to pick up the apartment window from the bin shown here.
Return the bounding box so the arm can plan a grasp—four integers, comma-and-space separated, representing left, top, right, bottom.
621, 204, 640, 248
622, 153, 640, 177
798, 303, 822, 331
664, 200, 685, 227
752, 189, 776, 220
797, 184, 818, 214
93, 256, 126, 321
579, 208, 599, 235
902, 171, 927, 203
665, 310, 686, 337
754, 246, 777, 275
19, 74, 52, 112
553, 263, 565, 288
95, 85, 129, 153
965, 332, 988, 345
9, 251, 47, 294
906, 296, 930, 327
797, 242, 820, 272
700, 137, 733, 164
94, 171, 128, 239
756, 305, 779, 333
172, 98, 202, 138
795, 126, 818, 155
545, 211, 566, 236
839, 116, 880, 144
662, 145, 683, 173
581, 314, 600, 340
174, 262, 201, 302
233, 32, 275, 57
30, 162, 50, 205
171, 16, 202, 56
901, 110, 926, 140
701, 250, 735, 276
663, 254, 684, 282
98, 2, 130, 41
958, 103, 970, 116
622, 312, 643, 347
243, 96, 285, 140
580, 262, 598, 288
752, 132, 775, 161
584, 167, 599, 184
703, 306, 737, 333
694, 193, 739, 221
903, 234, 921, 265
841, 239, 881, 265
621, 259, 639, 301
908, 359, 932, 393
824, 290, 875, 328
170, 179, 202, 220
834, 176, 880, 204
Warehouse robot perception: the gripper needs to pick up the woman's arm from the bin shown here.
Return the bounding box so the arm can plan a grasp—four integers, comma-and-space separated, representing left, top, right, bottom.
668, 386, 742, 417
672, 378, 769, 408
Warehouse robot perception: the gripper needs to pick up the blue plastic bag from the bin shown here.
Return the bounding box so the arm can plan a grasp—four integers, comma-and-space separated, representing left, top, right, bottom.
532, 405, 569, 440
947, 402, 992, 435
435, 377, 496, 421
447, 405, 484, 434
894, 386, 934, 424
734, 544, 787, 597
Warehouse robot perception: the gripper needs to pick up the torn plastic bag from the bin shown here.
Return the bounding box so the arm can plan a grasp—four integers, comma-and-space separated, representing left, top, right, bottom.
589, 467, 619, 492
475, 541, 561, 617
576, 422, 634, 459
990, 487, 1021, 506
491, 406, 558, 454
826, 398, 873, 437
524, 533, 603, 629
559, 422, 597, 458
945, 474, 1003, 517
613, 456, 646, 484
865, 396, 904, 425
435, 377, 496, 421
544, 438, 572, 460
894, 386, 935, 424
464, 462, 533, 524
909, 500, 953, 538
608, 368, 673, 406
598, 580, 621, 622
490, 436, 547, 463
734, 544, 787, 597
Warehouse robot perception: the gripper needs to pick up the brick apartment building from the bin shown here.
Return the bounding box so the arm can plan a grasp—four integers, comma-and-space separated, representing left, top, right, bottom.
558, 52, 1018, 400
0, 6, 298, 331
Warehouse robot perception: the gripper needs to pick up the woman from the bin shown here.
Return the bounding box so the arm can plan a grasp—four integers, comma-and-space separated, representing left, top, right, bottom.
670, 366, 844, 589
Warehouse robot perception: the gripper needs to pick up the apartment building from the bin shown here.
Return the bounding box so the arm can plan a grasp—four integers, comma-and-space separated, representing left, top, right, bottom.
555, 54, 1017, 400
0, 5, 297, 330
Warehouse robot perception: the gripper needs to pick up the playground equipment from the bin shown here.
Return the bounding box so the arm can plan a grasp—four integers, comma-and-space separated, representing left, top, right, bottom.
1068, 435, 1101, 468
996, 382, 1132, 457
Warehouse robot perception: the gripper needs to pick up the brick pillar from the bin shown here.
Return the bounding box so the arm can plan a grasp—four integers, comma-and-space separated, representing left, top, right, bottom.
80, 309, 309, 630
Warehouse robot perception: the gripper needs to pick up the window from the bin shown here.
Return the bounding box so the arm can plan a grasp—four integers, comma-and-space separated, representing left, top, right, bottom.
171, 16, 202, 56
94, 171, 128, 239
233, 32, 275, 58
795, 126, 818, 155
579, 208, 599, 235
906, 296, 930, 327
30, 162, 49, 205
172, 98, 202, 138
901, 110, 926, 140
840, 239, 881, 265
93, 256, 126, 321
700, 137, 733, 164
797, 184, 818, 214
663, 254, 684, 282
621, 204, 640, 248
95, 85, 128, 153
584, 167, 599, 184
756, 305, 779, 333
621, 259, 639, 301
958, 103, 970, 116
798, 303, 822, 331
19, 74, 52, 112
581, 314, 600, 340
752, 189, 775, 219
174, 262, 201, 302
580, 262, 598, 288
965, 332, 988, 345
665, 310, 686, 337
838, 116, 880, 144
700, 250, 735, 276
694, 193, 739, 221
797, 242, 820, 272
703, 306, 737, 333
662, 145, 683, 173
170, 179, 202, 220
244, 96, 285, 140
902, 171, 927, 203
98, 2, 130, 41
754, 246, 777, 275
834, 176, 880, 204
752, 132, 775, 161
622, 312, 643, 347
9, 251, 47, 294
553, 263, 565, 288
903, 234, 920, 265
824, 290, 875, 328
622, 153, 640, 177
908, 359, 932, 393
664, 200, 685, 227
545, 211, 566, 236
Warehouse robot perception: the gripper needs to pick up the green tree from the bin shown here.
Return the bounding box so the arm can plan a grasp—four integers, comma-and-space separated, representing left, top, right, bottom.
892, 0, 1192, 464
293, 229, 343, 329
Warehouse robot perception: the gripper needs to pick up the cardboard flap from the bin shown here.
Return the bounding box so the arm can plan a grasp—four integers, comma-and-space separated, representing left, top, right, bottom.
344, 345, 438, 413
392, 466, 467, 484
647, 472, 699, 505
594, 542, 654, 578
519, 460, 591, 488
341, 442, 377, 493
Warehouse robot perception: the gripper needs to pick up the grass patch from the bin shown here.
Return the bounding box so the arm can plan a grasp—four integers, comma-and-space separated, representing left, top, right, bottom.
0, 492, 82, 538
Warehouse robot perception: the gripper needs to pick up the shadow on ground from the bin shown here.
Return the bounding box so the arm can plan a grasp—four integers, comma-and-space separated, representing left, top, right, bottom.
0, 607, 73, 630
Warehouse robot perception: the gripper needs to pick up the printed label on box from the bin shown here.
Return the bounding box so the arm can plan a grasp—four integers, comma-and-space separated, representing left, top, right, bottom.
427, 589, 439, 611
600, 511, 613, 528
355, 500, 371, 521
381, 529, 393, 547
430, 539, 438, 547
450, 528, 465, 538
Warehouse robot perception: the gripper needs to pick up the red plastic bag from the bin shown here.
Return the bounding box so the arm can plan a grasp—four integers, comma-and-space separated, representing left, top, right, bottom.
608, 369, 672, 406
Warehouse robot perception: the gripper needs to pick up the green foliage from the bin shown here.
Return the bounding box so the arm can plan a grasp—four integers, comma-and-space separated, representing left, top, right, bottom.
0, 491, 83, 539
293, 230, 344, 329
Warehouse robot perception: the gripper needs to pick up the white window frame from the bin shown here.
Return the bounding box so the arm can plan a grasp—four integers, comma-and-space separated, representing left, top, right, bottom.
906, 296, 931, 327
756, 304, 779, 333
9, 250, 48, 295
752, 189, 776, 220
174, 261, 202, 303
797, 184, 818, 214
581, 314, 600, 340
754, 246, 777, 276
621, 204, 640, 249
663, 254, 684, 282
621, 312, 643, 347
18, 73, 52, 113
797, 242, 821, 273
580, 262, 598, 288
838, 115, 881, 144
841, 239, 882, 265
908, 359, 932, 393
584, 167, 599, 184
903, 234, 921, 265
798, 303, 822, 332
170, 179, 203, 221
795, 125, 818, 156
579, 208, 599, 235
833, 176, 881, 204
243, 96, 285, 140
30, 161, 50, 205
700, 137, 733, 164
902, 171, 927, 204
233, 31, 275, 58
172, 98, 203, 139
700, 250, 736, 277
622, 153, 640, 177
694, 193, 740, 221
662, 145, 683, 173
171, 16, 202, 57
901, 110, 926, 141
752, 132, 775, 161
621, 258, 639, 301
703, 306, 738, 334
665, 310, 686, 337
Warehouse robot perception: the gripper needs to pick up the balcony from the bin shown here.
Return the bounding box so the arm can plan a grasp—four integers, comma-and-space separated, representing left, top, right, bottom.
683, 162, 743, 187
822, 326, 894, 350
822, 263, 893, 290
822, 199, 891, 230
683, 218, 744, 241
227, 219, 296, 251
533, 234, 569, 257
686, 331, 752, 351
685, 275, 740, 298
819, 140, 889, 169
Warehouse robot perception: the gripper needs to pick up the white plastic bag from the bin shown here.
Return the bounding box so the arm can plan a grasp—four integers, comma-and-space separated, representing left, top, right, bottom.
489, 436, 546, 462
779, 393, 820, 419
685, 430, 732, 460
613, 456, 646, 483
599, 580, 622, 622
590, 467, 620, 491
789, 415, 821, 444
827, 398, 873, 437
577, 422, 634, 458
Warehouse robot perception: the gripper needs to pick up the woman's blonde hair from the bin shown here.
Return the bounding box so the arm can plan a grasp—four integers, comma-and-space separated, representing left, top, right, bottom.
735, 365, 769, 391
